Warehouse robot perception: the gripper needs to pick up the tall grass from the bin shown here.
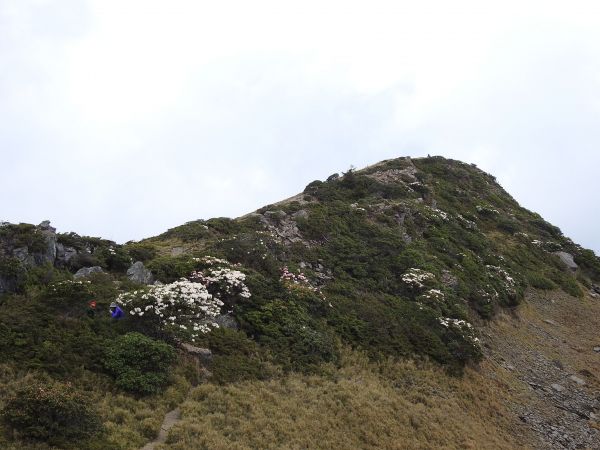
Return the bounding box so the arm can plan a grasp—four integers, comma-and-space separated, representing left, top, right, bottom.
161, 349, 527, 450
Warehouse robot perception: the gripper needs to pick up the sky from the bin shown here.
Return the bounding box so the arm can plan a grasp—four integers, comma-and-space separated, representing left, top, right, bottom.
1, 0, 599, 254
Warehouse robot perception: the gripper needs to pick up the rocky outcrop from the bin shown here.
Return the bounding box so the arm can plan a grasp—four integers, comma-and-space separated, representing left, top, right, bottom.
74, 266, 104, 278
127, 261, 154, 284
55, 243, 78, 267
38, 220, 57, 264
214, 313, 238, 330
180, 343, 212, 365
554, 252, 578, 271
364, 157, 419, 184
258, 210, 306, 245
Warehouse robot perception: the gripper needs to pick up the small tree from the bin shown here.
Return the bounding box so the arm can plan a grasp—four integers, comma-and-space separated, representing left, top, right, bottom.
103, 332, 175, 395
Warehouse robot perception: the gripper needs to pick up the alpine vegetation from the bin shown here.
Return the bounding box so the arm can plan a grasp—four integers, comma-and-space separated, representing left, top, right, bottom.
1, 156, 599, 449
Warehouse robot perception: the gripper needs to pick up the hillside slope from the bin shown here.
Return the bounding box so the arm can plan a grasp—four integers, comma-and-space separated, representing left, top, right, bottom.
0, 156, 599, 449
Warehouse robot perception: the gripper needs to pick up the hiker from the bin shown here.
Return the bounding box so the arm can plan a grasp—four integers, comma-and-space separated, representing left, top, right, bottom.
109, 302, 124, 319
87, 300, 97, 318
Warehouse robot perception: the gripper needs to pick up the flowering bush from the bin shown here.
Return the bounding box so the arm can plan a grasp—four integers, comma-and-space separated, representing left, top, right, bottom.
401, 268, 435, 291
1, 381, 102, 443
190, 261, 251, 307
437, 317, 482, 368
44, 279, 95, 307
280, 266, 325, 299
117, 280, 223, 339
417, 288, 445, 305
117, 256, 251, 341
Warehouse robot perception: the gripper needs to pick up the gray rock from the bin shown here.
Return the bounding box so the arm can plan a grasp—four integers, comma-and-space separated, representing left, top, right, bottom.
264, 210, 287, 220
569, 375, 586, 386
551, 384, 564, 392
180, 343, 212, 365
594, 347, 600, 353
74, 266, 104, 278
55, 243, 78, 267
127, 261, 154, 285
171, 247, 184, 257
553, 251, 578, 271
38, 220, 57, 264
12, 247, 35, 266
292, 209, 309, 220
543, 319, 558, 326
214, 313, 239, 330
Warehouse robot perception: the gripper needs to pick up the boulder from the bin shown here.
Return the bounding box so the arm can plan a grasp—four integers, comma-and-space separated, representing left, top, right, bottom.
214, 313, 239, 330
180, 343, 212, 365
292, 209, 309, 220
569, 375, 586, 386
74, 266, 104, 279
127, 261, 154, 285
553, 252, 578, 271
55, 243, 78, 267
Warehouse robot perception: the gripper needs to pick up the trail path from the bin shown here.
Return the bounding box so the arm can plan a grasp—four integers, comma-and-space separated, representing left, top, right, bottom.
140, 407, 182, 450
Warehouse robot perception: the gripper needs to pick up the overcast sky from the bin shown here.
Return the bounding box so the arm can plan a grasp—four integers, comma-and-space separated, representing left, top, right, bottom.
1, 1, 599, 254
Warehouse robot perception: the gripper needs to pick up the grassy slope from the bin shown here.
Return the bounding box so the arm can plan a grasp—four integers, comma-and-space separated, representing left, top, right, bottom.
161, 350, 527, 450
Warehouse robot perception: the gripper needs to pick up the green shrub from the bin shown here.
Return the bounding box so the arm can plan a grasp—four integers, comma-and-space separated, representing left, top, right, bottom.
43, 279, 95, 308
241, 300, 339, 373
0, 257, 26, 293
207, 328, 269, 384
126, 243, 158, 263
1, 381, 102, 444
146, 256, 196, 283
550, 270, 584, 298
527, 273, 556, 290
103, 332, 176, 395
0, 223, 48, 254
96, 246, 131, 273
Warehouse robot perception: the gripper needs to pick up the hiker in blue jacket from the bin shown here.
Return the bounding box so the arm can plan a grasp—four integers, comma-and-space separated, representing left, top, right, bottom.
109, 302, 124, 319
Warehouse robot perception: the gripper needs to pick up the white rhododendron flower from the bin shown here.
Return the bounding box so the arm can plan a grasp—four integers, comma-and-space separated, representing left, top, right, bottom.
401, 268, 435, 290
116, 256, 251, 340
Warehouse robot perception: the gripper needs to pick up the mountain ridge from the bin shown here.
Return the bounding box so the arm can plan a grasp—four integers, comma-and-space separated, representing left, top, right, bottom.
0, 155, 599, 449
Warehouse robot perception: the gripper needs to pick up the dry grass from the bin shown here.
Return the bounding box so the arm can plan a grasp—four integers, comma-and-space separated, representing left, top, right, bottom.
161, 350, 529, 450
0, 360, 193, 450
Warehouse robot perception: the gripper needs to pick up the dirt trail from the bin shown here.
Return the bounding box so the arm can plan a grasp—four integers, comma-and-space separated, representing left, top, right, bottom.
140, 407, 182, 450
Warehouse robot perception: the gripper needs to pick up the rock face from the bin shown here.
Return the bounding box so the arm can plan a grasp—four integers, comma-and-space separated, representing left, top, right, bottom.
55, 243, 78, 267
127, 261, 154, 285
554, 251, 578, 271
74, 266, 104, 279
365, 157, 419, 184
258, 210, 305, 245
214, 313, 239, 330
38, 220, 57, 265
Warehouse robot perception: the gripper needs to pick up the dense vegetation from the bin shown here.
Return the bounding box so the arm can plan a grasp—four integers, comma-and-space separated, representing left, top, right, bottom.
0, 156, 598, 449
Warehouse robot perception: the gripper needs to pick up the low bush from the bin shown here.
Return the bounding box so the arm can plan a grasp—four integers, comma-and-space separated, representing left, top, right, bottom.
527, 273, 556, 290
207, 329, 269, 384
103, 332, 176, 395
1, 380, 102, 444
